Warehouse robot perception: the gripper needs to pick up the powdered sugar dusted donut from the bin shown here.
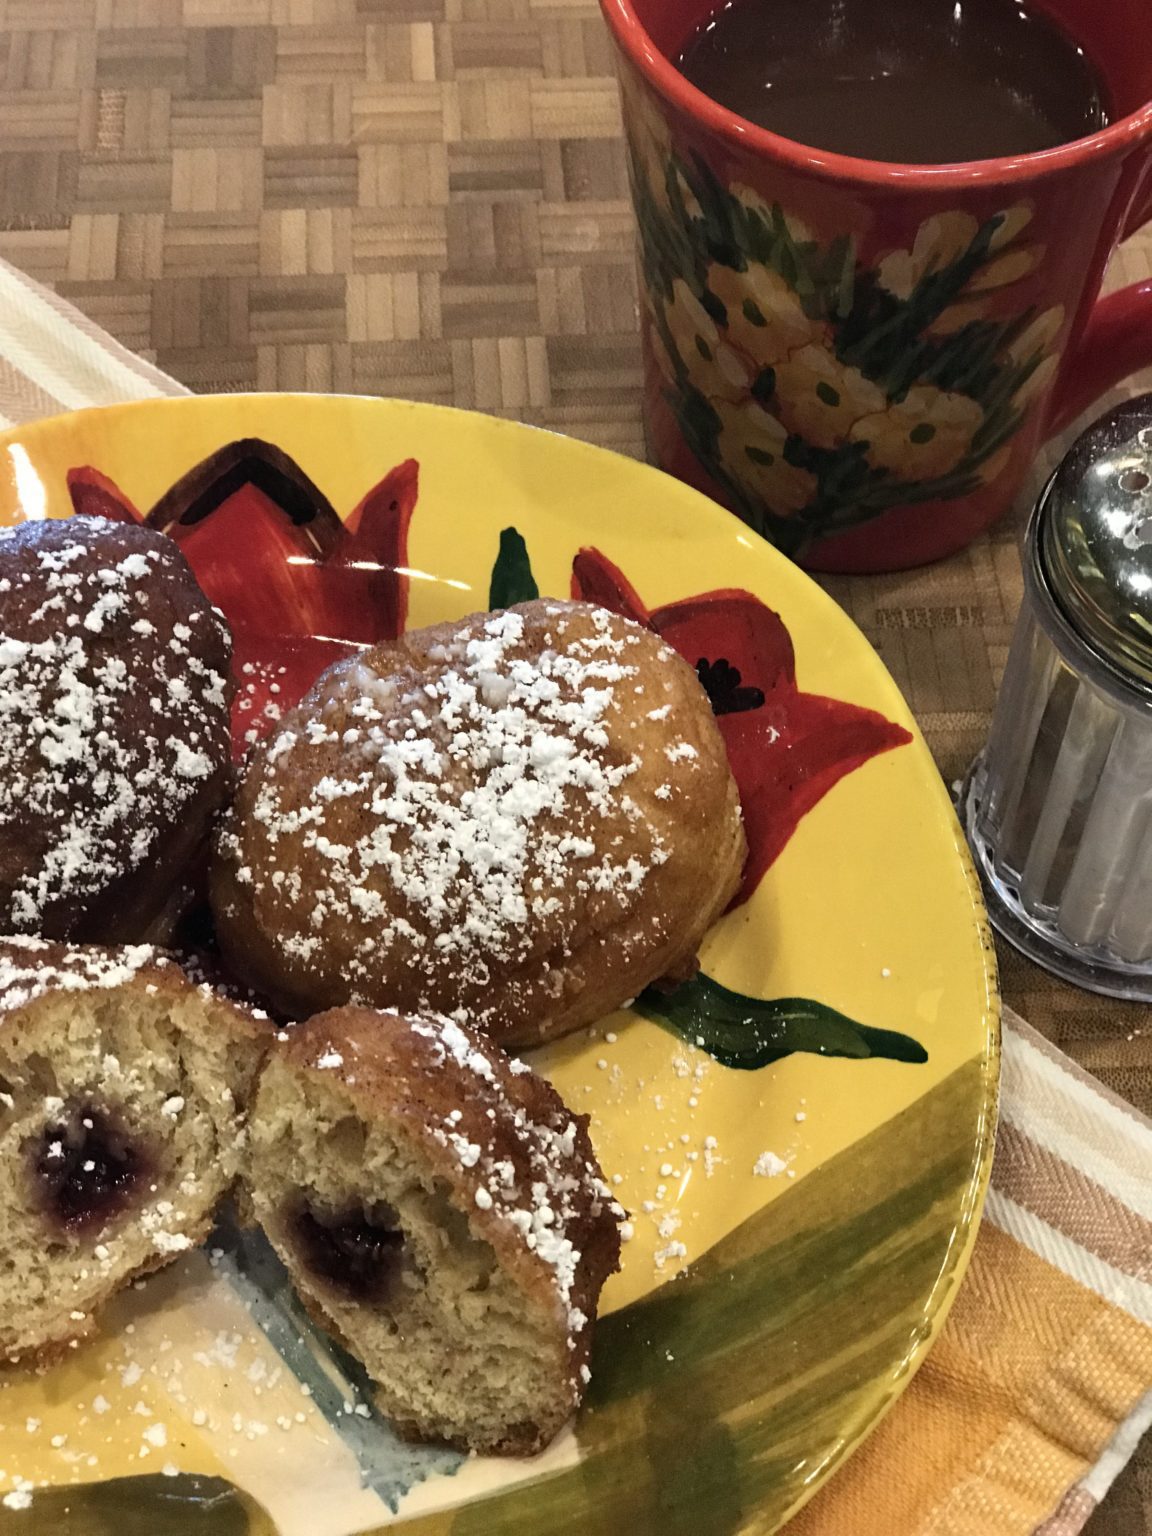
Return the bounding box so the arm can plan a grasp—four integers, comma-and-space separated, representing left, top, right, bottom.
244, 1005, 623, 1454
0, 516, 233, 942
211, 599, 746, 1045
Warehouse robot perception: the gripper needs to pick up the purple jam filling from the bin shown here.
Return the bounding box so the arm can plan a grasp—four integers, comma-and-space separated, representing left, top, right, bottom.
289, 1200, 408, 1304
31, 1102, 150, 1234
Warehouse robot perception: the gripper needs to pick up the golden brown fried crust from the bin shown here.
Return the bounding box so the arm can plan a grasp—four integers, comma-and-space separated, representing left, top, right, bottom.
0, 516, 234, 944
273, 1006, 622, 1377
211, 599, 746, 1045
0, 936, 273, 1053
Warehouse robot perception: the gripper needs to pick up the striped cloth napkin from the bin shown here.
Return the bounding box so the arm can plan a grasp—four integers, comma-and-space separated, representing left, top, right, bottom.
0, 256, 1149, 1536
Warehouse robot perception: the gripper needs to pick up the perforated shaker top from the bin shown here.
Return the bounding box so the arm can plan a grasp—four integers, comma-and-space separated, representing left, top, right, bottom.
1039, 394, 1152, 693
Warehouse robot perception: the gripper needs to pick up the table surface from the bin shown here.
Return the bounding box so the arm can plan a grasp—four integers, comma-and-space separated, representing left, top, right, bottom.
0, 0, 1147, 1528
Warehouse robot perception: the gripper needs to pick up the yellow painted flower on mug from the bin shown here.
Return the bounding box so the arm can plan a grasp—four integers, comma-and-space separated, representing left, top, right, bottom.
621, 74, 702, 219
620, 71, 671, 202
1013, 352, 1060, 408
708, 261, 825, 364
646, 305, 679, 388
928, 297, 992, 337
877, 204, 1038, 301
674, 169, 703, 219
988, 205, 1033, 250
631, 153, 1060, 547
1004, 305, 1065, 364
730, 182, 817, 244
850, 385, 984, 480
773, 343, 887, 450
967, 207, 1041, 291
966, 245, 1042, 292
876, 212, 981, 299
662, 279, 753, 403
714, 398, 817, 516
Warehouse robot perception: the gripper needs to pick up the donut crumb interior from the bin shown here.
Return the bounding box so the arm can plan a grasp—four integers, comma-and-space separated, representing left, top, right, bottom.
248, 1059, 579, 1456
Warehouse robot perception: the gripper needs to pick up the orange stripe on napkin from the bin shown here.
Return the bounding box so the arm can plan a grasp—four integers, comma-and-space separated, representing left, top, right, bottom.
788, 1230, 1152, 1534
788, 1006, 1152, 1535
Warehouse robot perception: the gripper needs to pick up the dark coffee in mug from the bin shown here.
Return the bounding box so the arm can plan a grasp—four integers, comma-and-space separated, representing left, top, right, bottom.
676, 0, 1110, 163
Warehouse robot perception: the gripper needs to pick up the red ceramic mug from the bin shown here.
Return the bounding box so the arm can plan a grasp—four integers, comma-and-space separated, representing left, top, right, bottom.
600, 0, 1152, 572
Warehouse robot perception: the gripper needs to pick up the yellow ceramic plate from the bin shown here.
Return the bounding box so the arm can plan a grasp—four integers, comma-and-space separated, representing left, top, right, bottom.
0, 396, 998, 1535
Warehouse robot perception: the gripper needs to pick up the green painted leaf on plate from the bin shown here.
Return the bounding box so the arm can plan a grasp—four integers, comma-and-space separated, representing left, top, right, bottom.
4, 1474, 271, 1535
488, 526, 539, 609
633, 973, 928, 1068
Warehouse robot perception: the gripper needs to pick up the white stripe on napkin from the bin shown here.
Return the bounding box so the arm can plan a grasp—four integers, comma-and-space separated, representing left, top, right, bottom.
0, 259, 179, 426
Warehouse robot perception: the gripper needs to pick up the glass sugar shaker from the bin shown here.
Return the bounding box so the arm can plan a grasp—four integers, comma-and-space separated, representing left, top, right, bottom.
963, 394, 1152, 1002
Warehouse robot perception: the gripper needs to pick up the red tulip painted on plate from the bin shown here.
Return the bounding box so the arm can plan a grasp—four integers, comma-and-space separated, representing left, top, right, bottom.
67, 440, 420, 756
483, 528, 925, 1068
570, 546, 912, 907
67, 466, 143, 526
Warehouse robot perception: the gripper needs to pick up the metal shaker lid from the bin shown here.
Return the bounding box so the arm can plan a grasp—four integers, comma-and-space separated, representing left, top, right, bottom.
1038, 394, 1152, 692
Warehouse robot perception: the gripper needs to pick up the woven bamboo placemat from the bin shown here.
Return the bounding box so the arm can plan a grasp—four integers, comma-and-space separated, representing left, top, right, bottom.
0, 0, 1147, 1525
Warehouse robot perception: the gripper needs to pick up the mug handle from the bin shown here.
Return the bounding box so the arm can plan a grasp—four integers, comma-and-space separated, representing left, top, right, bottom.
1046, 175, 1152, 436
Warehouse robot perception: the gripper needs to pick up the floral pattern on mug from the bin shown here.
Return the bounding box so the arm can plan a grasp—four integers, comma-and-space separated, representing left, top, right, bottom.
713, 399, 817, 515
625, 114, 1066, 554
